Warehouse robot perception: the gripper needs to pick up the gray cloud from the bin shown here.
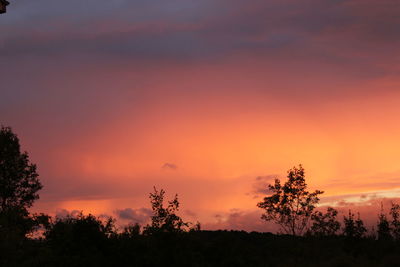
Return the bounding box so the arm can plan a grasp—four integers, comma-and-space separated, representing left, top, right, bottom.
114, 207, 153, 224
248, 175, 277, 199
55, 209, 83, 219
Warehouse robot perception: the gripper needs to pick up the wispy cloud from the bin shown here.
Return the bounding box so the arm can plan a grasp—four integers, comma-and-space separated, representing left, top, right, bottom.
162, 163, 178, 170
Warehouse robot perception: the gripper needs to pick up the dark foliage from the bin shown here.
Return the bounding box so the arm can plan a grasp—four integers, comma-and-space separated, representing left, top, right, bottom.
377, 204, 391, 241
0, 126, 42, 212
343, 210, 367, 239
0, 126, 43, 244
309, 207, 341, 237
390, 202, 400, 240
120, 223, 141, 238
39, 213, 116, 267
2, 230, 400, 267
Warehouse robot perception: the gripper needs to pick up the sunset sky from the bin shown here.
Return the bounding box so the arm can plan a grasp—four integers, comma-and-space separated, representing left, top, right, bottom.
1, 0, 400, 231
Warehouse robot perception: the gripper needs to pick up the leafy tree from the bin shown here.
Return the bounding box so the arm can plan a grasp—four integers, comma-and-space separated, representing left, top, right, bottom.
0, 126, 42, 238
309, 207, 341, 236
343, 210, 367, 239
390, 202, 400, 240
0, 126, 42, 211
143, 187, 189, 235
257, 165, 323, 236
377, 203, 391, 240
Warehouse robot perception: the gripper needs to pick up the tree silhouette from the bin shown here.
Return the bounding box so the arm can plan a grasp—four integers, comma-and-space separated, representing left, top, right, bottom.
377, 203, 391, 240
121, 223, 141, 238
257, 165, 323, 236
343, 210, 367, 239
0, 126, 42, 238
390, 202, 400, 240
0, 126, 42, 211
0, 0, 10, 14
143, 187, 189, 235
309, 207, 341, 236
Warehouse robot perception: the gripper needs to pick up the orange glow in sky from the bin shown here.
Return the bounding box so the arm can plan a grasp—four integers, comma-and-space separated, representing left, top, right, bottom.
2, 0, 400, 231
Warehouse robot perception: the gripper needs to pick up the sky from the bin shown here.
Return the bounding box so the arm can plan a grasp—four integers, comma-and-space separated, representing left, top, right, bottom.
1, 0, 400, 231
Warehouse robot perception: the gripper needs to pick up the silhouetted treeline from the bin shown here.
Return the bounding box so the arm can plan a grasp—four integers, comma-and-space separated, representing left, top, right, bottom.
3, 227, 400, 267
2, 126, 400, 266
3, 207, 400, 266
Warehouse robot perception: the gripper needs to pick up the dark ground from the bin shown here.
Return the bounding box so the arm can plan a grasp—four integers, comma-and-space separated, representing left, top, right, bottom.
2, 231, 400, 267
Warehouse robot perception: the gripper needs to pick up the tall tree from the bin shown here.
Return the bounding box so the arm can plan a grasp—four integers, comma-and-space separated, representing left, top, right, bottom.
257, 165, 323, 236
0, 126, 42, 212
